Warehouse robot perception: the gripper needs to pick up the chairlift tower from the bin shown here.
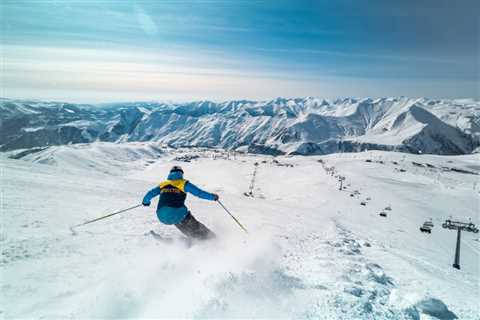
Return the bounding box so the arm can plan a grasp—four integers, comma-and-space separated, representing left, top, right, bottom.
248, 163, 259, 196
338, 176, 345, 191
442, 219, 479, 269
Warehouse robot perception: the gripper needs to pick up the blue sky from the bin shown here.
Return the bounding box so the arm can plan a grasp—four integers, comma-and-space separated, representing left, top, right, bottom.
2, 0, 478, 102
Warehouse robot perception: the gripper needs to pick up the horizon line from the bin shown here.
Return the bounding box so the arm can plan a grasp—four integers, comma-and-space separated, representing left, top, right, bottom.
2, 96, 478, 106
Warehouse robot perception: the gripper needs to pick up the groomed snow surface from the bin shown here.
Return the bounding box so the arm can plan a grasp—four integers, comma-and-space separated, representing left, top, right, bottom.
1, 143, 479, 319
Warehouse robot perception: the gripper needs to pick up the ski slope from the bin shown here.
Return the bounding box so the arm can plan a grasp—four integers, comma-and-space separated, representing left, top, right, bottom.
1, 143, 479, 319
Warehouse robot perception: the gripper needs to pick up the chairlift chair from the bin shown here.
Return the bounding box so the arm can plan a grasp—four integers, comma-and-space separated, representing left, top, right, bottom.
420, 225, 431, 233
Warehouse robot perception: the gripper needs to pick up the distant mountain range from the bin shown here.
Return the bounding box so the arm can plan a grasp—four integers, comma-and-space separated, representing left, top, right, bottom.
1, 97, 479, 155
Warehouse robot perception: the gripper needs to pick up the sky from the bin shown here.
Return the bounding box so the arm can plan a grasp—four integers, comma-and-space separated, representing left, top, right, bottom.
1, 0, 479, 103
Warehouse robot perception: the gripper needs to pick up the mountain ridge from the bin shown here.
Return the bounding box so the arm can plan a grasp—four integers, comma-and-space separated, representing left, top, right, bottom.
1, 97, 479, 155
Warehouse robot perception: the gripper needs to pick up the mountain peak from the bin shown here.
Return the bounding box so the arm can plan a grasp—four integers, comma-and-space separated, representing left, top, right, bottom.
1, 97, 478, 155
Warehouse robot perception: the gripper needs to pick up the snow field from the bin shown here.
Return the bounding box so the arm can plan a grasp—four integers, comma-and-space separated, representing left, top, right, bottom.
1, 144, 479, 319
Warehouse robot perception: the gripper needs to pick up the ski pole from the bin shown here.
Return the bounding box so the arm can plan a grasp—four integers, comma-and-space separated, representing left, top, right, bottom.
70, 204, 142, 234
217, 200, 248, 233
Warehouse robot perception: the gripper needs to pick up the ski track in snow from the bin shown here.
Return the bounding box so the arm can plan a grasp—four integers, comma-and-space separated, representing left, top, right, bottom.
1, 145, 479, 319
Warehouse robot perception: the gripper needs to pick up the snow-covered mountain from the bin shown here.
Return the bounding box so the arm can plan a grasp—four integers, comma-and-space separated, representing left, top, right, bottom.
1, 97, 479, 155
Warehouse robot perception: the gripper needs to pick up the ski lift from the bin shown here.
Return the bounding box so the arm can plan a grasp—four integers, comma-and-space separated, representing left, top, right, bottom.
420, 225, 432, 233
442, 218, 479, 269
442, 219, 479, 233
423, 218, 434, 228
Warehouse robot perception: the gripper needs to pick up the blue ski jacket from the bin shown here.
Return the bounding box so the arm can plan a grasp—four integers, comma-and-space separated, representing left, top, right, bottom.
142, 171, 216, 225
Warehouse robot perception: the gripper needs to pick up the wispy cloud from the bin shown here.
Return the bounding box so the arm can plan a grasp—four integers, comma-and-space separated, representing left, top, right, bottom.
249, 47, 467, 65
2, 0, 478, 101
134, 5, 158, 36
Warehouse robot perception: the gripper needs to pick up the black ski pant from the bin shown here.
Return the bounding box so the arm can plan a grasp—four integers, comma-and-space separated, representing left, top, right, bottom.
175, 212, 216, 240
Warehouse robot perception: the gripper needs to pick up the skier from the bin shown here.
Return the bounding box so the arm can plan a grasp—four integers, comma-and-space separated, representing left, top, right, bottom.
142, 165, 218, 240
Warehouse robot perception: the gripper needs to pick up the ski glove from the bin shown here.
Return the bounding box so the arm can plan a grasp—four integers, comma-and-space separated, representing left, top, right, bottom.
213, 194, 219, 201
142, 201, 151, 207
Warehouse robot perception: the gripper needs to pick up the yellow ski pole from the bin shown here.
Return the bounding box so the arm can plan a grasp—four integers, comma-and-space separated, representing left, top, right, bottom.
217, 200, 248, 233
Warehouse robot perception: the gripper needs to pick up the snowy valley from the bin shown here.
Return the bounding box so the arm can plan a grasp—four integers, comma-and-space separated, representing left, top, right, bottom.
1, 142, 479, 319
